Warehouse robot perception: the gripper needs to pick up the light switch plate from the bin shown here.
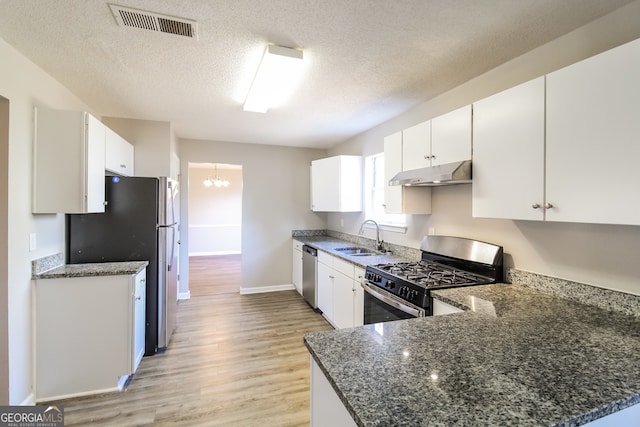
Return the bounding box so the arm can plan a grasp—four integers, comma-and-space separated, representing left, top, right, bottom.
29, 233, 36, 251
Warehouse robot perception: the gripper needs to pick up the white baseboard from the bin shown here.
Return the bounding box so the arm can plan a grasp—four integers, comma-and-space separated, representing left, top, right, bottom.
178, 290, 191, 300
239, 284, 295, 294
189, 251, 241, 257
35, 386, 119, 404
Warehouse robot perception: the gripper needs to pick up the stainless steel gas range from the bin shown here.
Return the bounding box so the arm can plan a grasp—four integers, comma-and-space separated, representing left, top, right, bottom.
362, 235, 503, 323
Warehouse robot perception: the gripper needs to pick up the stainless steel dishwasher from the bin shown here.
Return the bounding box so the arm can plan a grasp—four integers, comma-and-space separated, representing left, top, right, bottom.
302, 245, 318, 309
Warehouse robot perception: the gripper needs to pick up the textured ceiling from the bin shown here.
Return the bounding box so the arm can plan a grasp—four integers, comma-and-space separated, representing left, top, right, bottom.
0, 0, 634, 148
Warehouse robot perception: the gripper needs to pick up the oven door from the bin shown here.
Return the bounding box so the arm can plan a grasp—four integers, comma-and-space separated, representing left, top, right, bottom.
362, 282, 425, 324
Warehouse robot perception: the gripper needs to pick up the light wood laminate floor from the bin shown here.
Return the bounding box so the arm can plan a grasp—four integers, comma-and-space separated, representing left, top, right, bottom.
45, 256, 332, 426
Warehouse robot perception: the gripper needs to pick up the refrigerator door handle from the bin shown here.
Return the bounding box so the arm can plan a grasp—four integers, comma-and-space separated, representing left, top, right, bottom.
167, 225, 175, 272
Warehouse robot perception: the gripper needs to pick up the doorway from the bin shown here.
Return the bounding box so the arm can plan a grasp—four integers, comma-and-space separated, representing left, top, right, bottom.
187, 163, 242, 296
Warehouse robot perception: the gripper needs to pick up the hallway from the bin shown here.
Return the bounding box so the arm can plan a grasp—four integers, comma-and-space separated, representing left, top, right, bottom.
47, 261, 331, 426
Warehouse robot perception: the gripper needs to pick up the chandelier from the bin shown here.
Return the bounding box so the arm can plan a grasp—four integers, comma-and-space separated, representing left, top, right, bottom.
203, 165, 230, 188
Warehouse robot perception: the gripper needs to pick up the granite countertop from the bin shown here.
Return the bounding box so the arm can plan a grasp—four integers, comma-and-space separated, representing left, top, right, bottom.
304, 283, 640, 426
33, 261, 148, 279
293, 235, 411, 267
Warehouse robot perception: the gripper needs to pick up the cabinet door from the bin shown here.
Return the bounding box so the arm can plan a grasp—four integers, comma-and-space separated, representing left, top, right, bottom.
311, 157, 340, 211
105, 127, 134, 176
546, 38, 640, 225
431, 105, 471, 166
383, 132, 403, 214
332, 271, 354, 329
353, 267, 365, 327
133, 271, 146, 372
383, 131, 432, 215
292, 244, 303, 295
317, 262, 334, 320
85, 114, 107, 213
33, 108, 106, 213
472, 77, 545, 220
311, 156, 362, 212
310, 359, 358, 427
402, 121, 430, 170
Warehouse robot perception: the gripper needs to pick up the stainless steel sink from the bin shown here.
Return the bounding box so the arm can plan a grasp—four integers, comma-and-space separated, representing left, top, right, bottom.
334, 247, 377, 256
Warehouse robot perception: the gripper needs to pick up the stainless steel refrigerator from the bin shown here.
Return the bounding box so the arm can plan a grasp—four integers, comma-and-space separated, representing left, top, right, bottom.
67, 176, 179, 355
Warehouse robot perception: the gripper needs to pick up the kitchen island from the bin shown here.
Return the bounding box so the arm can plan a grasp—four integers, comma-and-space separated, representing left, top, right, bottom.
304, 283, 640, 426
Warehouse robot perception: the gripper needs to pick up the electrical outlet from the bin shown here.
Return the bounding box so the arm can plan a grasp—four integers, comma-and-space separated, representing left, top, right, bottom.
428, 227, 436, 236
340, 218, 344, 227
29, 233, 37, 251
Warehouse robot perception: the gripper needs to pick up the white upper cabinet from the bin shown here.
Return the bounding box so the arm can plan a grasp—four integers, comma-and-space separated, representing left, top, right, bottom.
472, 77, 545, 220
383, 131, 432, 215
402, 105, 472, 171
546, 38, 640, 225
402, 121, 431, 171
430, 105, 472, 166
33, 107, 106, 213
311, 155, 362, 212
105, 127, 134, 176
473, 38, 640, 226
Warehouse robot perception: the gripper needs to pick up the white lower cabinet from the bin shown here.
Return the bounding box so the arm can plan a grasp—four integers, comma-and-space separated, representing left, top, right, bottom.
317, 261, 334, 320
310, 358, 357, 427
292, 239, 303, 295
34, 269, 146, 402
317, 251, 364, 329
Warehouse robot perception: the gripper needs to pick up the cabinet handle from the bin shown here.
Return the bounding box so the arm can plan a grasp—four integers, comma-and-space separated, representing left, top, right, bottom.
544, 203, 554, 209
329, 275, 335, 279
135, 296, 142, 301
120, 164, 126, 169
423, 154, 429, 159
532, 203, 541, 209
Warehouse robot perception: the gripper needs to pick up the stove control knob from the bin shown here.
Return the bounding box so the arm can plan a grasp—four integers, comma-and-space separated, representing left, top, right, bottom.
399, 286, 406, 296
387, 281, 395, 290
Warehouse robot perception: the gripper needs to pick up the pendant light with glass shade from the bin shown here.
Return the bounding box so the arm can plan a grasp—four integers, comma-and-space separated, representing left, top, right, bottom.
203, 164, 230, 188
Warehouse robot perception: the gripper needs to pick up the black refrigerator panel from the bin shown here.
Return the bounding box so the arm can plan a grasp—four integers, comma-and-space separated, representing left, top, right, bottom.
67, 176, 160, 355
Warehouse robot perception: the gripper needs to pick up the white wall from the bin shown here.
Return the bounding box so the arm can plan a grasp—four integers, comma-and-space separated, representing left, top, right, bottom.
179, 139, 326, 294
102, 117, 173, 178
0, 38, 92, 404
328, 1, 640, 296
188, 167, 242, 255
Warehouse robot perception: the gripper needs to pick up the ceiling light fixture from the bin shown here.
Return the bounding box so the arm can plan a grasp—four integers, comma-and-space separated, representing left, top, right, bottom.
203, 165, 230, 188
243, 44, 304, 113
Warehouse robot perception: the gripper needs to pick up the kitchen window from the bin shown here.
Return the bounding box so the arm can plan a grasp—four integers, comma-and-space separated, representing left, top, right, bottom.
364, 153, 406, 230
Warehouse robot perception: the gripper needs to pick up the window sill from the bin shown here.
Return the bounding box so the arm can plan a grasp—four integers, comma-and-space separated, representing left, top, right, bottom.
362, 223, 407, 234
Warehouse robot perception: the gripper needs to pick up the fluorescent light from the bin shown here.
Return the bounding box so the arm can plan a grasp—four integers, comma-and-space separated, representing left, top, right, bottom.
243, 45, 304, 113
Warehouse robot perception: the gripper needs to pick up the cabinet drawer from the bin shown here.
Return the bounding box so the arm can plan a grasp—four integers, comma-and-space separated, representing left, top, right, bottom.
354, 267, 365, 283
318, 251, 334, 266
333, 257, 355, 279
292, 239, 304, 251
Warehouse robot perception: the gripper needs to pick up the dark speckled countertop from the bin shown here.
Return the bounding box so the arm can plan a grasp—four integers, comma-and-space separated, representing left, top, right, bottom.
304, 283, 640, 426
293, 235, 413, 267
33, 261, 148, 279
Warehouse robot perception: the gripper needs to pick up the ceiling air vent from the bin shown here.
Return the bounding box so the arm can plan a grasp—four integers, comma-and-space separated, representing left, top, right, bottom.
108, 4, 198, 39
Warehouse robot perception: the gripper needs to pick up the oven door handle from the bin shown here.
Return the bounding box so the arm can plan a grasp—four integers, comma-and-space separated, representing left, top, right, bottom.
362, 282, 425, 317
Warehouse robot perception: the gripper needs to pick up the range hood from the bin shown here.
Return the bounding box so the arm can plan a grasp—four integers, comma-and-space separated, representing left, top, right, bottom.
389, 160, 472, 186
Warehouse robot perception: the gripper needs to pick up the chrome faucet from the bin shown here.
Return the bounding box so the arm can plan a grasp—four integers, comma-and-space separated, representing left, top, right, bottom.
359, 219, 384, 251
